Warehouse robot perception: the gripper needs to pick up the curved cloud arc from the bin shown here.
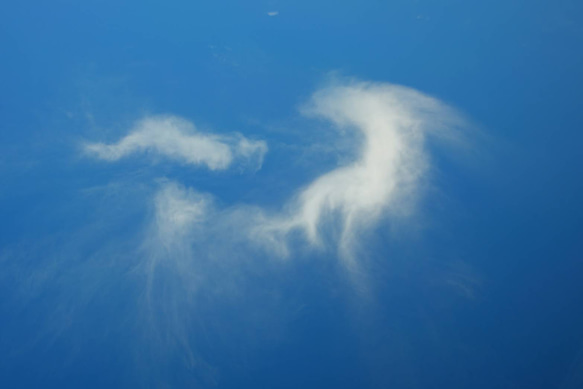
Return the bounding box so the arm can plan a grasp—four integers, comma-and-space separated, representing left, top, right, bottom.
252, 81, 463, 265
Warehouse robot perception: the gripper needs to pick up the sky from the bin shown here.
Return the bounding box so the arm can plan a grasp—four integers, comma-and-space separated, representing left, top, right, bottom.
1, 1, 583, 388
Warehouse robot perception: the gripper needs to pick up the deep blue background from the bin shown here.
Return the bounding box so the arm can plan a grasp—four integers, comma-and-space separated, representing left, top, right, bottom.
1, 1, 583, 388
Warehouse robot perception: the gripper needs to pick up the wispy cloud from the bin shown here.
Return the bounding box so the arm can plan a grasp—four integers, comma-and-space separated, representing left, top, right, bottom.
1, 78, 469, 386
152, 182, 211, 250
267, 11, 279, 17
252, 80, 462, 267
83, 115, 268, 170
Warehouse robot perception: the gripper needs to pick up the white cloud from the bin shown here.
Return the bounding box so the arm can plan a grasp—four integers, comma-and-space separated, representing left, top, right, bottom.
84, 115, 268, 171
267, 11, 279, 16
252, 80, 462, 267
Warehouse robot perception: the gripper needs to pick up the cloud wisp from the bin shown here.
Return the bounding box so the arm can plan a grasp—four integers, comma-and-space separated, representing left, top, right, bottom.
83, 115, 268, 170
250, 80, 462, 266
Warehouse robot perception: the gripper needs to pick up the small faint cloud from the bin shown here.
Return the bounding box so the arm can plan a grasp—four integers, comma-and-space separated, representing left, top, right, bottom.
442, 260, 482, 300
267, 11, 279, 17
83, 115, 268, 171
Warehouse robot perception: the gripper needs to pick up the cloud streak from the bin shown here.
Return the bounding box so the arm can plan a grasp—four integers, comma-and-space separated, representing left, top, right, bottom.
84, 115, 268, 170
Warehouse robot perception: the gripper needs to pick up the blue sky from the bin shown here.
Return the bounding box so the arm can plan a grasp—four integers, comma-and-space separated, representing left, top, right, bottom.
1, 1, 583, 388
